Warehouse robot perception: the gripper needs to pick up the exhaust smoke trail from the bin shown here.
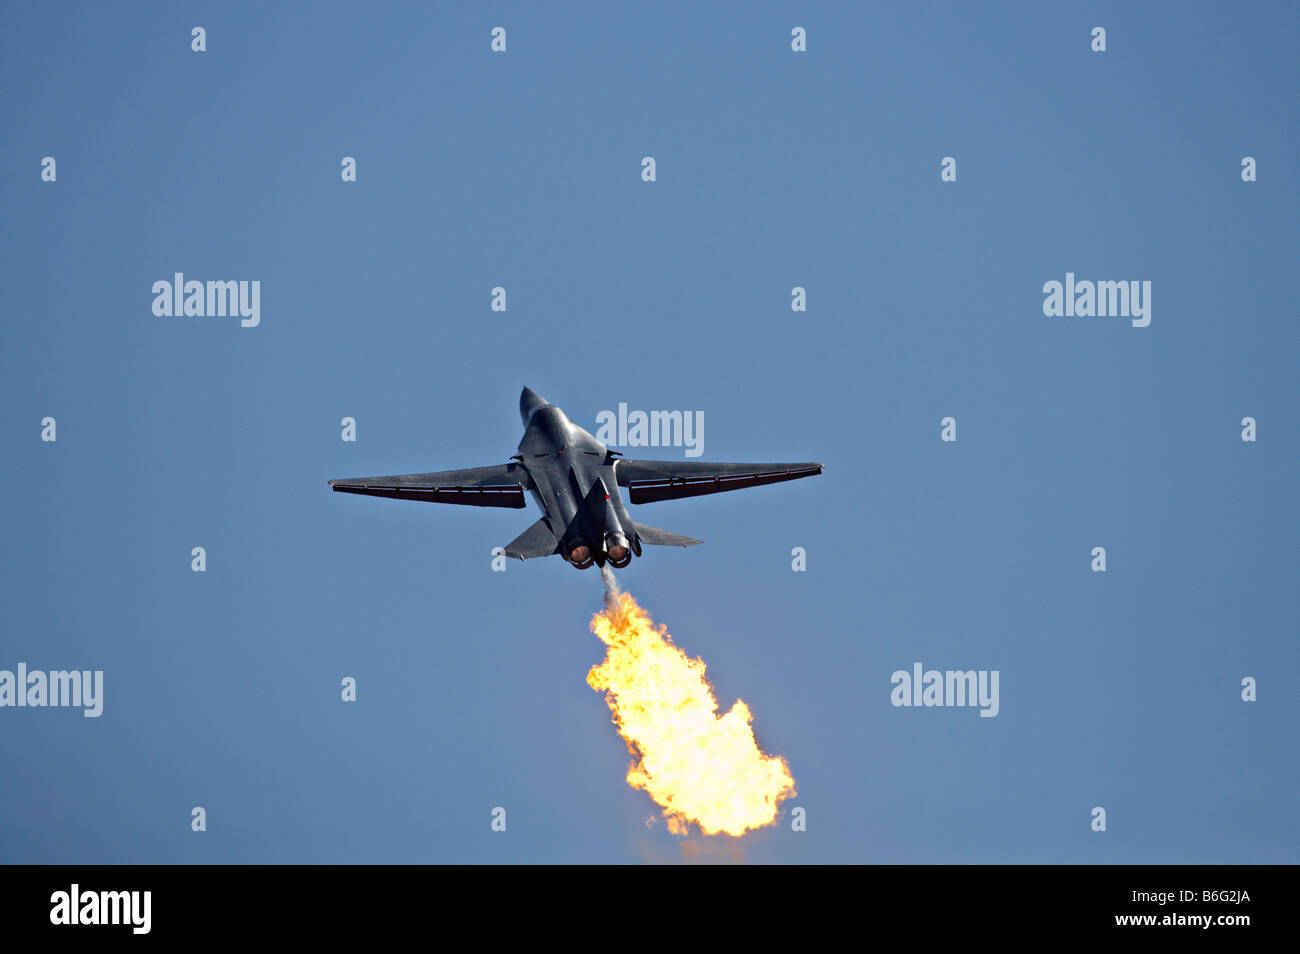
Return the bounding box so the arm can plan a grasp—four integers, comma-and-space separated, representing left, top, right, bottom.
587, 571, 796, 837
601, 565, 618, 607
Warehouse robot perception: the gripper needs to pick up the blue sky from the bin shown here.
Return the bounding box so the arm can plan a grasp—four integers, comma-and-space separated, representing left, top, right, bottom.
1, 2, 1295, 863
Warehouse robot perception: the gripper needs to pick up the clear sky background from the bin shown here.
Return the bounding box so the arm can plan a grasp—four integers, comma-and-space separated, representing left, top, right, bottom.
1, 2, 1295, 864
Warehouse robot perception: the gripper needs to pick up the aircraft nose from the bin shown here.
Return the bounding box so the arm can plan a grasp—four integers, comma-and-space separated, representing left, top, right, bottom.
519, 387, 549, 424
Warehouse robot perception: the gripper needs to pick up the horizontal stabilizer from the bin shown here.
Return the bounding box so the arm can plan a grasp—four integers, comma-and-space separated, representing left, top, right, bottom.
633, 522, 703, 548
504, 518, 560, 560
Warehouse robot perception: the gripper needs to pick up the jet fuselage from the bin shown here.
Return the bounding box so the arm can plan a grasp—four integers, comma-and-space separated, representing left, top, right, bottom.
516, 388, 636, 568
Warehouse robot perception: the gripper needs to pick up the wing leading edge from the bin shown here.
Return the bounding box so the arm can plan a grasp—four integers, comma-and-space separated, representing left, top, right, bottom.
329, 463, 528, 508
614, 460, 822, 504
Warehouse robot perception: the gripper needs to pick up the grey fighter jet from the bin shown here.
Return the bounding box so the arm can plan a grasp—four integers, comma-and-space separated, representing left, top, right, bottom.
329, 388, 822, 570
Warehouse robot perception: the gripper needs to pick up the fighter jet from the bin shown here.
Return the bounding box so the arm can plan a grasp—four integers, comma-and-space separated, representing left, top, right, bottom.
329, 388, 822, 570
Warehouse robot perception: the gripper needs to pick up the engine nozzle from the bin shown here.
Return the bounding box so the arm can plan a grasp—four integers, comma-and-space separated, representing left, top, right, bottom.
605, 534, 632, 568
567, 544, 594, 569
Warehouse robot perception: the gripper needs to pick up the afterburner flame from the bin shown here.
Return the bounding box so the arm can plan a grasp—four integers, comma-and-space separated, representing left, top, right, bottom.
588, 576, 795, 837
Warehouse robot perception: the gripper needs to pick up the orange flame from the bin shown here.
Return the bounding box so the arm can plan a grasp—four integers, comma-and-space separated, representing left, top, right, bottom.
587, 582, 795, 837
